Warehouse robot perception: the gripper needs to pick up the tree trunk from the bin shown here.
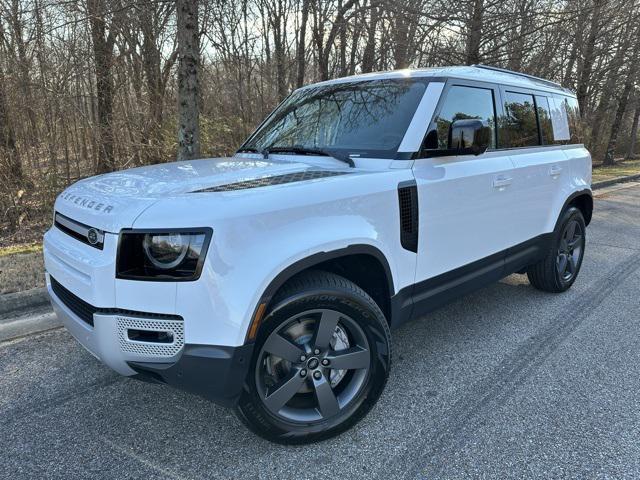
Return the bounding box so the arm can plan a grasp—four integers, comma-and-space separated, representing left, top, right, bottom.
0, 65, 23, 183
626, 94, 640, 160
296, 0, 310, 87
465, 0, 484, 65
576, 0, 604, 116
603, 39, 640, 166
393, 10, 410, 69
361, 2, 379, 73
141, 4, 171, 164
87, 0, 116, 174
177, 0, 201, 161
338, 0, 347, 76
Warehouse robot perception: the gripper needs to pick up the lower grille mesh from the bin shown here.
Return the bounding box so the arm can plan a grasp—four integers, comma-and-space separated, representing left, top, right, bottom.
117, 317, 184, 358
50, 277, 96, 326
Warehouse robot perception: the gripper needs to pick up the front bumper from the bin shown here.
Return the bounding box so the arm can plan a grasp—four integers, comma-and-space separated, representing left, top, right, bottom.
48, 276, 253, 407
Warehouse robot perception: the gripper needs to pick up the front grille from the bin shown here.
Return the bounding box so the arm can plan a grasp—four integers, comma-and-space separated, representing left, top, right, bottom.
193, 170, 349, 192
50, 277, 182, 328
54, 212, 104, 250
50, 277, 97, 326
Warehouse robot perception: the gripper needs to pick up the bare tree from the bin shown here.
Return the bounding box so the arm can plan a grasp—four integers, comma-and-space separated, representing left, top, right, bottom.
86, 0, 118, 173
177, 0, 201, 161
627, 94, 640, 160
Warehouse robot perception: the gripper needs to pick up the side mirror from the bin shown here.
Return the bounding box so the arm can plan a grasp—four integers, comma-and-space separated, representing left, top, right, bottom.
448, 119, 492, 156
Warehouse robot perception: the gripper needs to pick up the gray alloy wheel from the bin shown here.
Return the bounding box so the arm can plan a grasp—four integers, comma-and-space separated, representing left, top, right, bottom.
556, 218, 584, 283
255, 308, 370, 423
527, 206, 586, 293
235, 270, 391, 444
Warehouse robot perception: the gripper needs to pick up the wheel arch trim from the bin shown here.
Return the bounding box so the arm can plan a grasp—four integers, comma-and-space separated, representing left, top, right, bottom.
556, 188, 593, 229
245, 244, 395, 343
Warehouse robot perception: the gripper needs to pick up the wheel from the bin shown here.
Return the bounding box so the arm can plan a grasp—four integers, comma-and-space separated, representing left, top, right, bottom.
527, 206, 586, 293
235, 270, 391, 444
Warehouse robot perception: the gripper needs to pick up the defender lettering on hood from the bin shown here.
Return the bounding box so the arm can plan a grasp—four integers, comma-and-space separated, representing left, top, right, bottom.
59, 192, 114, 213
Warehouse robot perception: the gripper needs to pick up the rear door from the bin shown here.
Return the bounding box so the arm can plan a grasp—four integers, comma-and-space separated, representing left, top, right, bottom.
412, 80, 518, 284
499, 87, 571, 245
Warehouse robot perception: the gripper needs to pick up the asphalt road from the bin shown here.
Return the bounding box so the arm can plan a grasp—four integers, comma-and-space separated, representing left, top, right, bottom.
2, 183, 640, 480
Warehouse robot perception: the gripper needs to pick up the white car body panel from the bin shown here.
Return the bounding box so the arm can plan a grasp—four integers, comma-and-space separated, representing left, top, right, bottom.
412, 151, 517, 279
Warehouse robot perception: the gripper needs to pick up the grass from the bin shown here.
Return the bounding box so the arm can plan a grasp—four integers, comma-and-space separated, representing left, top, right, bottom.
0, 250, 44, 294
592, 158, 640, 182
0, 242, 43, 257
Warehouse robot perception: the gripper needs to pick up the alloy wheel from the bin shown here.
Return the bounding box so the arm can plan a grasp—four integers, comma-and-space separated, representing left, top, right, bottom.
255, 308, 371, 423
556, 219, 584, 282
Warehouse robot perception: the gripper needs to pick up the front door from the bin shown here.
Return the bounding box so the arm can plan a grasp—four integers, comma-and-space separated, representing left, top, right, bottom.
411, 81, 517, 307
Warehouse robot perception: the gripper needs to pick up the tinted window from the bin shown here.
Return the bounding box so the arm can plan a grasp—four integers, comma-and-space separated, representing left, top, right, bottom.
502, 91, 539, 147
564, 96, 583, 144
427, 85, 496, 150
242, 79, 427, 159
549, 96, 570, 142
535, 95, 555, 145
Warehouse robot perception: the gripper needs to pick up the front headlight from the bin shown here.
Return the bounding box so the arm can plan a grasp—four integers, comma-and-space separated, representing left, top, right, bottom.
116, 228, 212, 281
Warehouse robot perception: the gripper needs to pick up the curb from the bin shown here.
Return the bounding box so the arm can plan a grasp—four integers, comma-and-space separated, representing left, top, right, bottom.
0, 311, 61, 343
0, 287, 50, 320
592, 173, 640, 190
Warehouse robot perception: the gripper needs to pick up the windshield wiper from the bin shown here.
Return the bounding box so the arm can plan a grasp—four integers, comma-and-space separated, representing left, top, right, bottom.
236, 147, 261, 154
262, 145, 355, 168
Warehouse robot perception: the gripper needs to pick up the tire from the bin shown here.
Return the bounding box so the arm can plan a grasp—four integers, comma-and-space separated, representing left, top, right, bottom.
235, 270, 391, 444
527, 206, 586, 293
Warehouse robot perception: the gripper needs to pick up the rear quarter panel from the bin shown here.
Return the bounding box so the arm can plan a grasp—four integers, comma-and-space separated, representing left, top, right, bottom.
544, 144, 592, 232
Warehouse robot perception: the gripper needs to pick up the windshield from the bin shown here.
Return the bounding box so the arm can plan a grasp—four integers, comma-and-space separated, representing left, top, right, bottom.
241, 78, 428, 159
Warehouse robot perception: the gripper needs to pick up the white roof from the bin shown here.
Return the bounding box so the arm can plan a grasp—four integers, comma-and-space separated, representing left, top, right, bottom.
301, 66, 574, 96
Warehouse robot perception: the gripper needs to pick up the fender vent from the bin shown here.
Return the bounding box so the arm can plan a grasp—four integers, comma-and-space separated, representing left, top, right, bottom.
398, 181, 419, 252
193, 170, 349, 192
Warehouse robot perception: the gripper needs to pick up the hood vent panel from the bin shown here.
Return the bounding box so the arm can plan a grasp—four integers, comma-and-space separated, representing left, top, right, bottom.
193, 170, 349, 193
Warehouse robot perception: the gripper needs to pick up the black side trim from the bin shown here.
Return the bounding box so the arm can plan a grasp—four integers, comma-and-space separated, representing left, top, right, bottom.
193, 170, 349, 192
398, 180, 419, 252
129, 343, 254, 407
504, 233, 553, 275
390, 233, 552, 328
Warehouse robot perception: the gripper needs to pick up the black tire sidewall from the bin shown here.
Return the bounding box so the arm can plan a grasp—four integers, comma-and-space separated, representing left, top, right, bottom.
553, 207, 586, 290
235, 285, 391, 444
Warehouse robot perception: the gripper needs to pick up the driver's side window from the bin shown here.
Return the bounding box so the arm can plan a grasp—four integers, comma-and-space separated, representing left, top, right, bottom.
423, 85, 497, 151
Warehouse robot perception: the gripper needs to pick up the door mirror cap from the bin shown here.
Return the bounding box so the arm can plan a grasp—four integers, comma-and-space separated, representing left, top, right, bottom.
448, 119, 492, 156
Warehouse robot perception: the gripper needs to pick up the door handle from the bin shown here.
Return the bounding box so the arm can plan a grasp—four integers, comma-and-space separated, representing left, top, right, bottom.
549, 165, 563, 177
492, 176, 513, 189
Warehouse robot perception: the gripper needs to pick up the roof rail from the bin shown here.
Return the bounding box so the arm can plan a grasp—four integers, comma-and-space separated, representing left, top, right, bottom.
471, 64, 564, 90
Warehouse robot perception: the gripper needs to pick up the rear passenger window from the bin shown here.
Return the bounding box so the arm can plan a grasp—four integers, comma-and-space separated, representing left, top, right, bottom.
535, 95, 554, 145
564, 96, 584, 144
549, 96, 570, 142
428, 85, 496, 150
502, 91, 539, 147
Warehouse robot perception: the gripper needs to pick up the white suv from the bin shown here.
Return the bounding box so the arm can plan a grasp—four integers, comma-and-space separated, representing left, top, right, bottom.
44, 65, 592, 443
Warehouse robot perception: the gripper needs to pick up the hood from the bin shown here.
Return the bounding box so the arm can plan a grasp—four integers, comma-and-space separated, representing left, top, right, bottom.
54, 156, 318, 232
